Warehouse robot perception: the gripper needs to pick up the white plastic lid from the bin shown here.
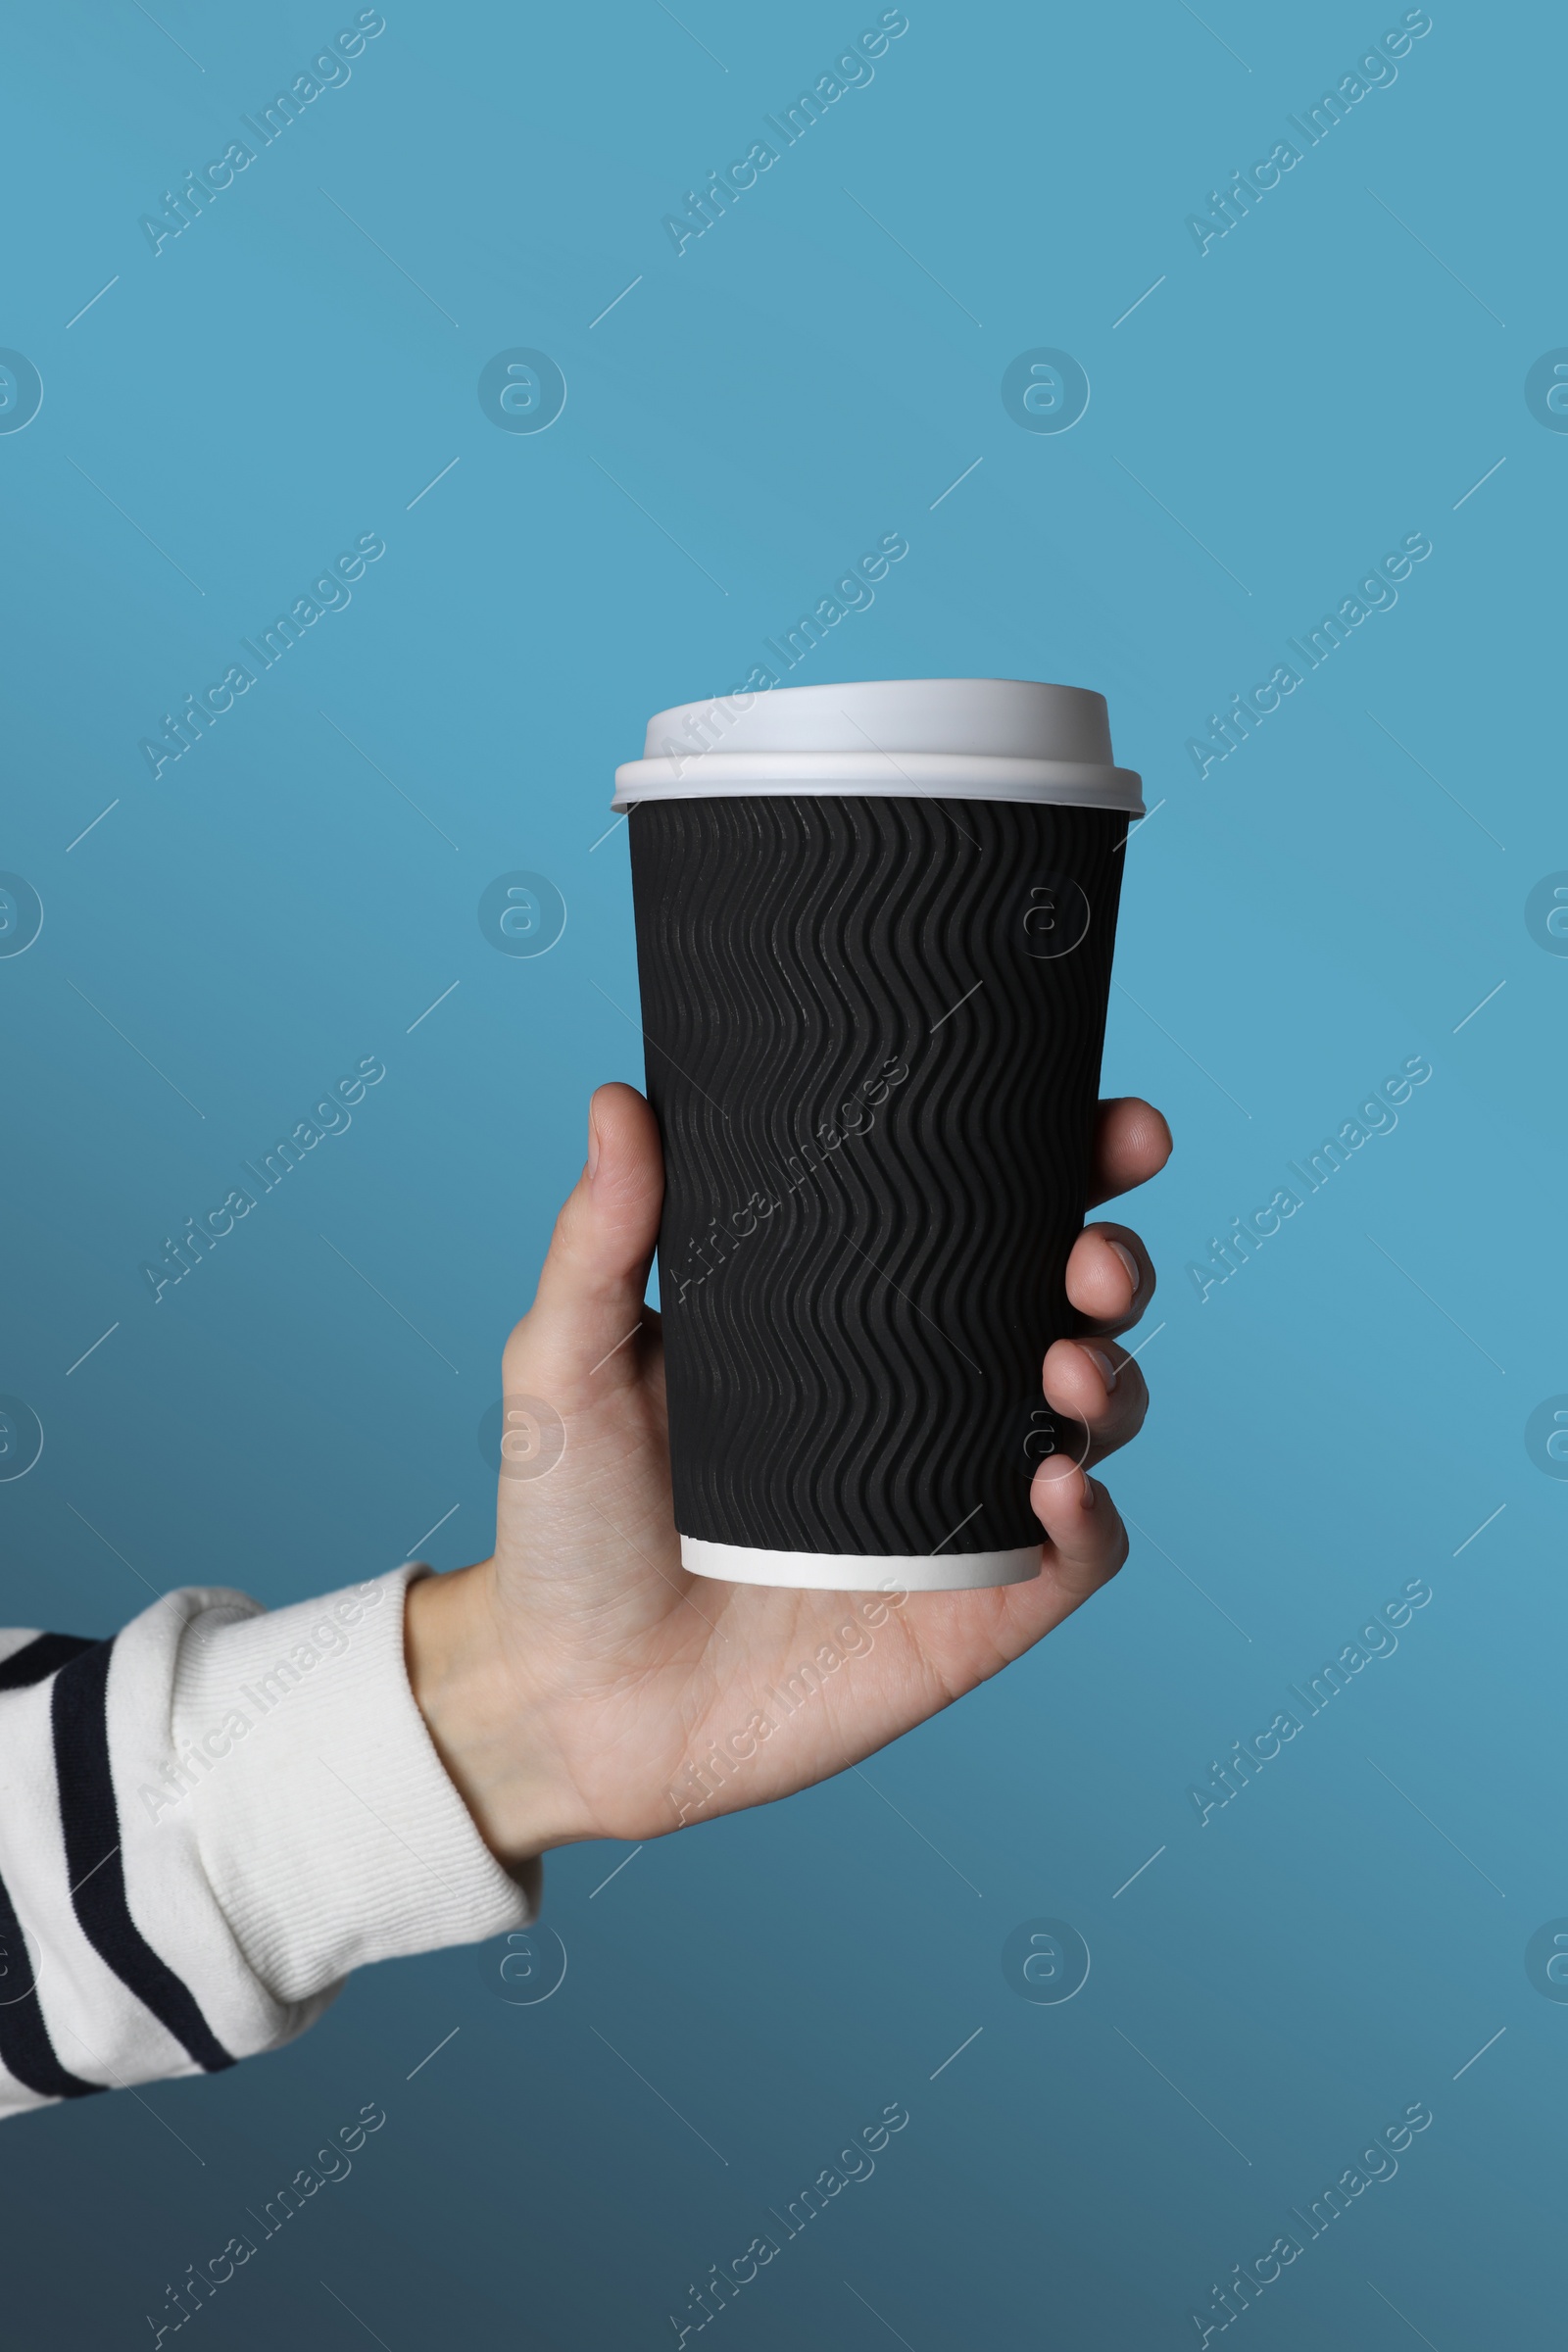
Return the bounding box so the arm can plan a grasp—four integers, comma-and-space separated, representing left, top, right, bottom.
612, 677, 1143, 813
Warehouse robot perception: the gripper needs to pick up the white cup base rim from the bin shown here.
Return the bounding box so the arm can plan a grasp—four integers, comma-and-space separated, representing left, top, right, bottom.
679, 1535, 1043, 1592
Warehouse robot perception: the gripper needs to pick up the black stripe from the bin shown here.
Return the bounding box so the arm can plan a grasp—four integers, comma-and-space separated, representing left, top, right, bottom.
51, 1641, 234, 2074
0, 1633, 97, 1691
0, 1865, 103, 2100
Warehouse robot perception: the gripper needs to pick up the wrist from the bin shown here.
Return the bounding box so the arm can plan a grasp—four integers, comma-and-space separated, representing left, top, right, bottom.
403, 1561, 578, 1867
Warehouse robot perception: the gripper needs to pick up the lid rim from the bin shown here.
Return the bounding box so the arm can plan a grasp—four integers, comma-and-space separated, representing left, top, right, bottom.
612, 750, 1144, 816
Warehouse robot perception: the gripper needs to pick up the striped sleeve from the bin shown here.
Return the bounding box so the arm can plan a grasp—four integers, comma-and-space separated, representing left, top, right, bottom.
0, 1566, 538, 2118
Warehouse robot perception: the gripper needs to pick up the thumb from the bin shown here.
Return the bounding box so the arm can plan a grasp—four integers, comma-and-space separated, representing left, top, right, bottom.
505, 1083, 663, 1397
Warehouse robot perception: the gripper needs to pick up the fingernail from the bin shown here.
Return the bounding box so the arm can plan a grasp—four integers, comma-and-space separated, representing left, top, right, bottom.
1079, 1472, 1096, 1510
586, 1110, 601, 1180
1109, 1240, 1140, 1297
1081, 1344, 1118, 1392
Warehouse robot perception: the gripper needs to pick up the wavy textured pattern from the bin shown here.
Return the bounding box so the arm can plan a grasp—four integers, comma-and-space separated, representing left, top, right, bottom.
629, 796, 1126, 1555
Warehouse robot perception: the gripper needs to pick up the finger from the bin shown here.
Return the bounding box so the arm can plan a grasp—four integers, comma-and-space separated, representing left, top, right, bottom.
1065, 1220, 1154, 1334
1041, 1336, 1148, 1468
506, 1084, 663, 1396
1028, 1459, 1130, 1615
1087, 1097, 1172, 1208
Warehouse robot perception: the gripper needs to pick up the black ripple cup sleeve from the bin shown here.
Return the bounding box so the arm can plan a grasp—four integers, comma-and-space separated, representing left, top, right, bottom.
615, 679, 1143, 1592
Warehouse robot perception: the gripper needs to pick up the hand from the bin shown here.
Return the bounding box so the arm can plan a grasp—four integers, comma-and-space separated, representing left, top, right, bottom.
405, 1085, 1171, 1865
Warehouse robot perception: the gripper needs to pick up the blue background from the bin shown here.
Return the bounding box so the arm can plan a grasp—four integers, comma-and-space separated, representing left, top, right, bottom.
1, 0, 1562, 2343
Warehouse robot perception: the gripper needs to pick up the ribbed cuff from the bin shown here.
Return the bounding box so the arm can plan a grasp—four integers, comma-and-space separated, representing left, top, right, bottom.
173, 1567, 538, 2006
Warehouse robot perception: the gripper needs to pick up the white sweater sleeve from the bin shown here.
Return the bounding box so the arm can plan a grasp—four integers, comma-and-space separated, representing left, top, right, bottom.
0, 1566, 537, 2116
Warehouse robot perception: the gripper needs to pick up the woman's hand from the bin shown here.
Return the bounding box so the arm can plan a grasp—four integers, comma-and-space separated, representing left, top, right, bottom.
405, 1084, 1171, 1865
